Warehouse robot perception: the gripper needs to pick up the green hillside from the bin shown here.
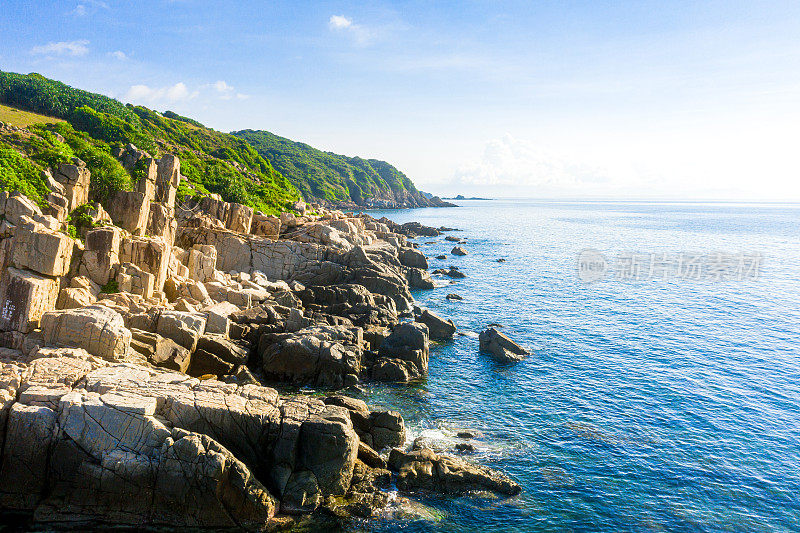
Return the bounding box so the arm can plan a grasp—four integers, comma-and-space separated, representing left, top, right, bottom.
232, 129, 440, 207
0, 70, 299, 213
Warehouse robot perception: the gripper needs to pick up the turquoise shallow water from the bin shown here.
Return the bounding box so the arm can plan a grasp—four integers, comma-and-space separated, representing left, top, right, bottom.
349, 199, 800, 532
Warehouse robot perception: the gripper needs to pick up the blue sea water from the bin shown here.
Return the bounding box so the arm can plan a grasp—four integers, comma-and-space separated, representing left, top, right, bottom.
349, 199, 800, 532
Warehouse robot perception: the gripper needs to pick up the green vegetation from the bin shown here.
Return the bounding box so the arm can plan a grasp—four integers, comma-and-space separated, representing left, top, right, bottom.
0, 70, 300, 214
232, 129, 422, 205
0, 139, 49, 204
100, 280, 119, 294
0, 103, 64, 128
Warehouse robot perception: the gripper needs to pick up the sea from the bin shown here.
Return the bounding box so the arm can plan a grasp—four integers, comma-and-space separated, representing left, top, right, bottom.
344, 199, 800, 532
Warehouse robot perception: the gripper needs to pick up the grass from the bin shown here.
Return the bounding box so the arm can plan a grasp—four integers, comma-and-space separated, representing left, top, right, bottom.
0, 103, 64, 128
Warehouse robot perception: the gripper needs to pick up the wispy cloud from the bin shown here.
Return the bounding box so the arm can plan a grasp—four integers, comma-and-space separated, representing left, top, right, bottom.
328, 14, 376, 45
125, 82, 198, 104
31, 40, 90, 57
452, 134, 610, 190
109, 50, 128, 60
124, 80, 247, 105
73, 0, 108, 16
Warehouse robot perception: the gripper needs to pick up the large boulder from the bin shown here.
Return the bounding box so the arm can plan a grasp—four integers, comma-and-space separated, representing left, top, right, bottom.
79, 226, 122, 286
204, 300, 240, 335
107, 190, 150, 237
251, 212, 281, 239
53, 160, 90, 211
478, 327, 530, 363
0, 267, 60, 333
373, 322, 429, 382
398, 247, 428, 269
129, 328, 190, 372
3, 193, 42, 226
40, 305, 131, 362
156, 311, 206, 352
406, 267, 435, 290
259, 325, 363, 388
388, 447, 521, 496
120, 236, 170, 293
417, 309, 456, 340
11, 222, 74, 277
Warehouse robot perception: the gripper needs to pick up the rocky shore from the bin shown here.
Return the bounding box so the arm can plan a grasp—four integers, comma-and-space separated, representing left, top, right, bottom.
0, 152, 520, 530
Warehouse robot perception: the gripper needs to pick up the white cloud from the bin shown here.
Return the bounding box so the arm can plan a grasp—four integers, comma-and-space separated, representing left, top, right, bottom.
212, 80, 235, 99
329, 15, 352, 30
124, 80, 247, 106
31, 40, 90, 57
109, 50, 127, 60
452, 135, 608, 190
328, 15, 375, 45
73, 1, 108, 16
125, 82, 198, 104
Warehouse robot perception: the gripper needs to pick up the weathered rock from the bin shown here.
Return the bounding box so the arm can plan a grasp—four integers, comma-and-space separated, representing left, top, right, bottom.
228, 203, 254, 234
117, 262, 155, 300
398, 247, 428, 269
451, 246, 468, 256
134, 157, 158, 201
417, 309, 456, 340
197, 334, 249, 366
11, 222, 74, 277
120, 236, 169, 293
260, 325, 363, 388
130, 328, 190, 372
147, 202, 177, 245
156, 311, 206, 352
251, 212, 281, 238
406, 267, 435, 290
446, 293, 463, 300
107, 190, 150, 237
156, 154, 181, 207
53, 160, 90, 211
388, 447, 521, 496
374, 322, 429, 382
56, 287, 96, 310
478, 327, 530, 363
187, 244, 217, 282
40, 305, 131, 362
79, 226, 122, 286
204, 300, 240, 335
0, 267, 60, 333
358, 441, 386, 469
3, 193, 41, 226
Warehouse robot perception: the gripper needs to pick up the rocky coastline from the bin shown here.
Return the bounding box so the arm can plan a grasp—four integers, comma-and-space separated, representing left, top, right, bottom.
0, 152, 522, 531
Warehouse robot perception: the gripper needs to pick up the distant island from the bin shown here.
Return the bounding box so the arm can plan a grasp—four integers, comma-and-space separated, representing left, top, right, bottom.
443, 194, 493, 200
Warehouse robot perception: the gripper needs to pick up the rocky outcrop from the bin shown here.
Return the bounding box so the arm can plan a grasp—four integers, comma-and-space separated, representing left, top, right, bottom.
416, 309, 456, 340
388, 447, 521, 496
373, 322, 429, 382
0, 151, 519, 528
478, 327, 530, 363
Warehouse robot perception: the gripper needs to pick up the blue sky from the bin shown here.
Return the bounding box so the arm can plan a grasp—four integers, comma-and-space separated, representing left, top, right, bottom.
2, 0, 800, 199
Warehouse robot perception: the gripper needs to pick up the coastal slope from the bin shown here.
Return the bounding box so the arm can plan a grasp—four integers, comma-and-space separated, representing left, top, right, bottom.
233, 129, 453, 209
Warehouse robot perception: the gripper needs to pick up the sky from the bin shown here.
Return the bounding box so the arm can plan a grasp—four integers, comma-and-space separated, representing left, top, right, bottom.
2, 0, 800, 200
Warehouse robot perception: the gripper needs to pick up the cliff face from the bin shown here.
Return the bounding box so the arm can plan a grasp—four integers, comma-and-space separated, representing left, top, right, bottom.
232, 130, 454, 209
